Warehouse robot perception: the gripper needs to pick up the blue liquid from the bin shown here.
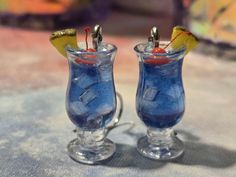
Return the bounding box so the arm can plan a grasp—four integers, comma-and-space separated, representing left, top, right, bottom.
66, 60, 116, 130
136, 59, 185, 128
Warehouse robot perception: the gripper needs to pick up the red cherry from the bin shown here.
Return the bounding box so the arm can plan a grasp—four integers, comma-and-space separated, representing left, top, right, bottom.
144, 47, 170, 65
75, 48, 96, 64
86, 48, 96, 59
75, 57, 96, 65
152, 47, 166, 53
145, 58, 171, 65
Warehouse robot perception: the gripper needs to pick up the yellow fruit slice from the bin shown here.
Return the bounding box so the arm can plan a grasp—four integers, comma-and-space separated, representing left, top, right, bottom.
49, 28, 77, 57
170, 26, 199, 55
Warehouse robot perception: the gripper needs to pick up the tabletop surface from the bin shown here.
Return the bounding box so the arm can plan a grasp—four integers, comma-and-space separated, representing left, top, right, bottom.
0, 13, 236, 177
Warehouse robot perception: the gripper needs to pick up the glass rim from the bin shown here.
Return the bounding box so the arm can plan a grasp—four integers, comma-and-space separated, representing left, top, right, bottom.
65, 42, 117, 56
134, 41, 186, 57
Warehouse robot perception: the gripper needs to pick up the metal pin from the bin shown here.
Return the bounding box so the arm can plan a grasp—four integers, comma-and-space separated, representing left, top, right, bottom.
148, 36, 153, 43
92, 24, 103, 50
149, 26, 160, 48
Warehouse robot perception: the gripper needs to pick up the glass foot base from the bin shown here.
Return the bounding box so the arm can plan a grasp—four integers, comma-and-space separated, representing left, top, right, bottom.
67, 138, 116, 164
137, 130, 184, 161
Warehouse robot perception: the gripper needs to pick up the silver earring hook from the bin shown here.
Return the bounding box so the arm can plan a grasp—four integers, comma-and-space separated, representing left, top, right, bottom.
92, 24, 103, 50
149, 26, 160, 48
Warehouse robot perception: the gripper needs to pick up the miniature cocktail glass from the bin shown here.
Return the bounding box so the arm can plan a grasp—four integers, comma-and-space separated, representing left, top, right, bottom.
134, 42, 185, 160
65, 42, 122, 164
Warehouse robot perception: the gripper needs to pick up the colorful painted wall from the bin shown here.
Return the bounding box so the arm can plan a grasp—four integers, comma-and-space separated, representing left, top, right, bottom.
189, 0, 236, 44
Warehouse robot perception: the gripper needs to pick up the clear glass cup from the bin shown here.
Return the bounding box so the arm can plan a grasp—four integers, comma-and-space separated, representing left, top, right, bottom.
134, 42, 185, 160
65, 42, 122, 164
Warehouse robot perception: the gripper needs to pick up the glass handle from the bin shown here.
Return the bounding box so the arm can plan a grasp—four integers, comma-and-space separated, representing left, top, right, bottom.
111, 92, 123, 127
73, 92, 134, 134
106, 92, 134, 135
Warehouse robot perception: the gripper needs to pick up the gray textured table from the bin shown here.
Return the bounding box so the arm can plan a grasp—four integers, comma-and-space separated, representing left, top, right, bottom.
0, 27, 236, 177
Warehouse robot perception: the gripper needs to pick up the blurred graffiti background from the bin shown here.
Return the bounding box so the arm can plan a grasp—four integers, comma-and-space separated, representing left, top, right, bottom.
0, 0, 236, 57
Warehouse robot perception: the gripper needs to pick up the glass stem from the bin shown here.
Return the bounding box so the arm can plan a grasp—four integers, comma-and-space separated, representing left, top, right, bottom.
76, 128, 106, 148
147, 128, 173, 147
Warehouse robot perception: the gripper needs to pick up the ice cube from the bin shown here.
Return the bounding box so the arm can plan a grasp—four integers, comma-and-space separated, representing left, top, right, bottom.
85, 104, 113, 122
166, 85, 183, 99
73, 73, 98, 89
85, 115, 104, 129
84, 104, 113, 128
155, 92, 180, 112
96, 104, 113, 116
158, 65, 178, 77
143, 87, 159, 101
144, 43, 154, 52
159, 68, 171, 76
70, 101, 88, 115
79, 88, 97, 105
98, 63, 112, 82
